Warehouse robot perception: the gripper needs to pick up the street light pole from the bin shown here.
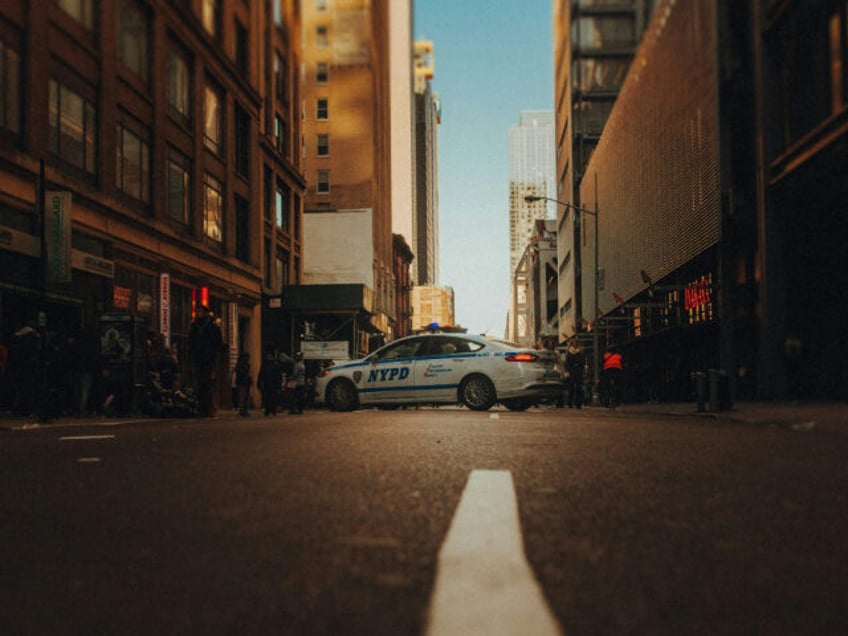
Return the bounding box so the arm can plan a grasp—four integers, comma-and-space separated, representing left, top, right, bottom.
525, 193, 601, 401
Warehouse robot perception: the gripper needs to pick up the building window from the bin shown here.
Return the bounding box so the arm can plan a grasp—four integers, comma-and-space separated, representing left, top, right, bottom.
116, 120, 150, 203
264, 238, 272, 286
316, 26, 328, 48
234, 20, 248, 75
48, 78, 96, 174
317, 133, 329, 156
264, 165, 273, 220
275, 249, 289, 293
316, 98, 328, 120
274, 51, 287, 101
117, 0, 149, 84
316, 170, 329, 194
0, 40, 21, 135
204, 82, 223, 154
56, 0, 94, 31
316, 62, 328, 83
234, 102, 250, 178
315, 0, 328, 11
275, 115, 288, 156
166, 149, 191, 225
275, 179, 289, 231
203, 174, 223, 242
234, 194, 250, 263
167, 46, 191, 125
202, 0, 222, 40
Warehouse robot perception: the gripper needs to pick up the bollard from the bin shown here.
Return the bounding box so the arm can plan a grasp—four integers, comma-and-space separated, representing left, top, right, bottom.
708, 368, 720, 412
694, 371, 707, 412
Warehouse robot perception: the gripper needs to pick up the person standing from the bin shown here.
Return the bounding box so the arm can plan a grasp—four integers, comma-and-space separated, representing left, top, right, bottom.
188, 305, 223, 417
289, 352, 306, 414
257, 348, 282, 416
564, 339, 586, 409
234, 352, 252, 416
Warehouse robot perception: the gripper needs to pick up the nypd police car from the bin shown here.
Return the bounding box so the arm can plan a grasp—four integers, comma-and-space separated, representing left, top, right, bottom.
315, 332, 565, 412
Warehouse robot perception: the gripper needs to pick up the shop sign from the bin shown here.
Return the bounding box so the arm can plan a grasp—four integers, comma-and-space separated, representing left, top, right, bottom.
46, 191, 72, 284
684, 277, 713, 312
160, 273, 171, 347
72, 251, 114, 278
114, 285, 131, 310
301, 340, 349, 361
0, 225, 39, 257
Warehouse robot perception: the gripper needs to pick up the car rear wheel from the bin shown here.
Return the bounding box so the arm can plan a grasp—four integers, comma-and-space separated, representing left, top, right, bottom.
326, 379, 358, 412
459, 374, 497, 411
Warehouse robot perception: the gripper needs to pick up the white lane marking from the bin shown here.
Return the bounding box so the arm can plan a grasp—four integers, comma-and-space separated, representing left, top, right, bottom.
77, 457, 102, 463
59, 435, 116, 441
426, 469, 563, 636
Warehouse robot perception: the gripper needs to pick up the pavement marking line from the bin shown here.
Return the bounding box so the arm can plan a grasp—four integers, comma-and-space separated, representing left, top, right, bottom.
425, 469, 563, 636
59, 435, 116, 441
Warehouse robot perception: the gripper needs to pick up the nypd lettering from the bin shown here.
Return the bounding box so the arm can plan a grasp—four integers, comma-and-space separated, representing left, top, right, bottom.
368, 367, 410, 383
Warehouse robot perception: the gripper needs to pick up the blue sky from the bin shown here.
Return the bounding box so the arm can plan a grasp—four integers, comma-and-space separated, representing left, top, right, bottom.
413, 1, 554, 336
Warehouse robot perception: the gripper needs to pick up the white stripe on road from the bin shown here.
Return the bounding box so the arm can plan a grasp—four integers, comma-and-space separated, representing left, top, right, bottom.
59, 435, 116, 441
426, 469, 563, 636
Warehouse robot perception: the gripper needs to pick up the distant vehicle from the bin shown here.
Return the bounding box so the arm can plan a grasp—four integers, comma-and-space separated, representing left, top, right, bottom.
315, 332, 565, 412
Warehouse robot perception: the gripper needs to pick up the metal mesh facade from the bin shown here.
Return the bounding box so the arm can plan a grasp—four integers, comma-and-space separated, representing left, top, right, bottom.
579, 0, 721, 317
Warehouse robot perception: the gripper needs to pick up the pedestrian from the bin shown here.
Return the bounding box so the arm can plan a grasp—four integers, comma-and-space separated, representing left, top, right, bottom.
602, 347, 624, 408
157, 347, 179, 390
234, 352, 252, 416
188, 305, 224, 417
0, 337, 8, 411
257, 348, 282, 416
783, 330, 803, 402
289, 352, 306, 414
9, 321, 39, 416
564, 338, 586, 409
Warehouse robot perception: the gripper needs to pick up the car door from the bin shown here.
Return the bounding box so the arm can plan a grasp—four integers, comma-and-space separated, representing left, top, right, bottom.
359, 337, 424, 405
413, 336, 480, 403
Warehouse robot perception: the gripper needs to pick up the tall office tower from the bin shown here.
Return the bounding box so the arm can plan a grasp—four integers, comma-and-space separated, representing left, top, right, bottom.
508, 111, 556, 276
299, 0, 396, 351
550, 0, 655, 340
0, 0, 304, 405
390, 1, 415, 253
413, 41, 440, 286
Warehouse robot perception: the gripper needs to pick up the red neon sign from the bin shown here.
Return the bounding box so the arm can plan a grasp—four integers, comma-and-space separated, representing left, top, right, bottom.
684, 277, 712, 311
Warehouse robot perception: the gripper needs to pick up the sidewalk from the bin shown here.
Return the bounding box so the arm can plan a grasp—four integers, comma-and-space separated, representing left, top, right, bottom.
2, 401, 845, 432
611, 400, 847, 432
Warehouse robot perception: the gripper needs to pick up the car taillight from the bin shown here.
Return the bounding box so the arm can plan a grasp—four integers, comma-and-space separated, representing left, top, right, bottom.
505, 353, 538, 362
319, 369, 332, 377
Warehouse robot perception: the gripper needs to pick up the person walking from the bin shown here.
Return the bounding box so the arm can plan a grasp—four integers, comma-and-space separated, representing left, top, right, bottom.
188, 305, 223, 417
257, 348, 282, 416
602, 347, 624, 409
234, 352, 252, 417
289, 352, 306, 414
564, 338, 586, 409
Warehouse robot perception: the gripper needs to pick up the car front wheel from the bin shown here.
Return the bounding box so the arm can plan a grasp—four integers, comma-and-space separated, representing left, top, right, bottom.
459, 374, 497, 411
326, 379, 358, 412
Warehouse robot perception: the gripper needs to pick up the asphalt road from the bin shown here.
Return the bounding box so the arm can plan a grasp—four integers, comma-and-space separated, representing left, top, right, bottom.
1, 406, 846, 635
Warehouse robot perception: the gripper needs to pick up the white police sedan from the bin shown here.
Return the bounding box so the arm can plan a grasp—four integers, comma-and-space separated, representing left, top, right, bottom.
315, 333, 565, 412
